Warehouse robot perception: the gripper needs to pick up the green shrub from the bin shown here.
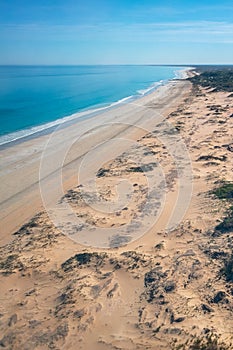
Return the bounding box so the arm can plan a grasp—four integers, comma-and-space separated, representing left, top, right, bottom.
215, 212, 233, 233
174, 333, 231, 350
212, 183, 233, 233
221, 253, 233, 282
189, 69, 233, 92
212, 183, 233, 200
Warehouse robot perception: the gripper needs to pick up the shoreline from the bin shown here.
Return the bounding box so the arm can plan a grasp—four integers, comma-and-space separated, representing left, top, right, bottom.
0, 75, 192, 243
0, 67, 192, 149
0, 68, 232, 349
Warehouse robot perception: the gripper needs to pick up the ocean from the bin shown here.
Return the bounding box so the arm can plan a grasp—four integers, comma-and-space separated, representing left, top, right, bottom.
0, 65, 187, 146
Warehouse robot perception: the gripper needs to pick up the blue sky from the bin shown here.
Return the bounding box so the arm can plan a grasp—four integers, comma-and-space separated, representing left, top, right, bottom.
0, 0, 233, 65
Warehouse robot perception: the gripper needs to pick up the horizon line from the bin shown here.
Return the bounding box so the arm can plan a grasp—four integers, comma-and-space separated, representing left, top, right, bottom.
0, 63, 233, 67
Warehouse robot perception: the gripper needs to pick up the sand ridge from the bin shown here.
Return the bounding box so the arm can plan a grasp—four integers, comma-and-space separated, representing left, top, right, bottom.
0, 78, 233, 349
0, 78, 190, 244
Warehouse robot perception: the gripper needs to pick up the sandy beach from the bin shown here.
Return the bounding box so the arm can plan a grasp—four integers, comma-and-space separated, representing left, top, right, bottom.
0, 71, 233, 349
0, 77, 190, 244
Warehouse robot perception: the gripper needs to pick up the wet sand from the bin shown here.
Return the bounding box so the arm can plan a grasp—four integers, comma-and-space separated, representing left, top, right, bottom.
0, 73, 233, 349
0, 78, 190, 244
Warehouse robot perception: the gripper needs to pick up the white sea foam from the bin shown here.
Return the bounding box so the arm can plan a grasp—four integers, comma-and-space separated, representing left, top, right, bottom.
137, 81, 163, 96
0, 95, 136, 146
174, 67, 195, 80
109, 95, 135, 106
0, 67, 192, 147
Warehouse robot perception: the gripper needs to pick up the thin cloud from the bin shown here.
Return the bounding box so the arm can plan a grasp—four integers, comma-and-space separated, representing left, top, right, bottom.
0, 20, 232, 44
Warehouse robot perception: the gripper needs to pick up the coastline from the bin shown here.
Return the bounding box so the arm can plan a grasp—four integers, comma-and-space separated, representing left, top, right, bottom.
0, 67, 232, 349
0, 67, 233, 349
0, 74, 191, 243
0, 67, 192, 149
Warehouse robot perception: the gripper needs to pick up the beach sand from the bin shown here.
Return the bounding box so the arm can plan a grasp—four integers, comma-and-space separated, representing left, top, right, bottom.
0, 78, 189, 244
0, 74, 233, 349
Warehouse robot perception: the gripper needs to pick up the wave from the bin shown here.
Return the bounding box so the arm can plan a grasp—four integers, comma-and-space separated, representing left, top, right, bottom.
110, 95, 135, 106
0, 92, 147, 147
137, 81, 164, 96
0, 95, 136, 147
173, 67, 195, 80
0, 67, 191, 147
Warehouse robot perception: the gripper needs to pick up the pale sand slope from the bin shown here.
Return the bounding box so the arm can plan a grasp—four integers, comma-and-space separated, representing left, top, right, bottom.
0, 79, 190, 245
0, 79, 233, 349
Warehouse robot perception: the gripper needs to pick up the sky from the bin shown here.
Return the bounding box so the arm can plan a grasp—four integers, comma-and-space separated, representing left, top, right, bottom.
0, 0, 233, 65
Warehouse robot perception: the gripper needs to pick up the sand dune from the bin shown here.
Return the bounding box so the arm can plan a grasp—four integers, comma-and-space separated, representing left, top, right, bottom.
0, 75, 233, 349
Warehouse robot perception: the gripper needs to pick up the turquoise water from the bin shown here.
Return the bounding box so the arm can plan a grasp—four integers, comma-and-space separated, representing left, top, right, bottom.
0, 65, 186, 145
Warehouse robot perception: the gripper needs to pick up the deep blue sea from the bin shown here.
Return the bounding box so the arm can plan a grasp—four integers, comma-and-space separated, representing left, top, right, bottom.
0, 65, 186, 145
